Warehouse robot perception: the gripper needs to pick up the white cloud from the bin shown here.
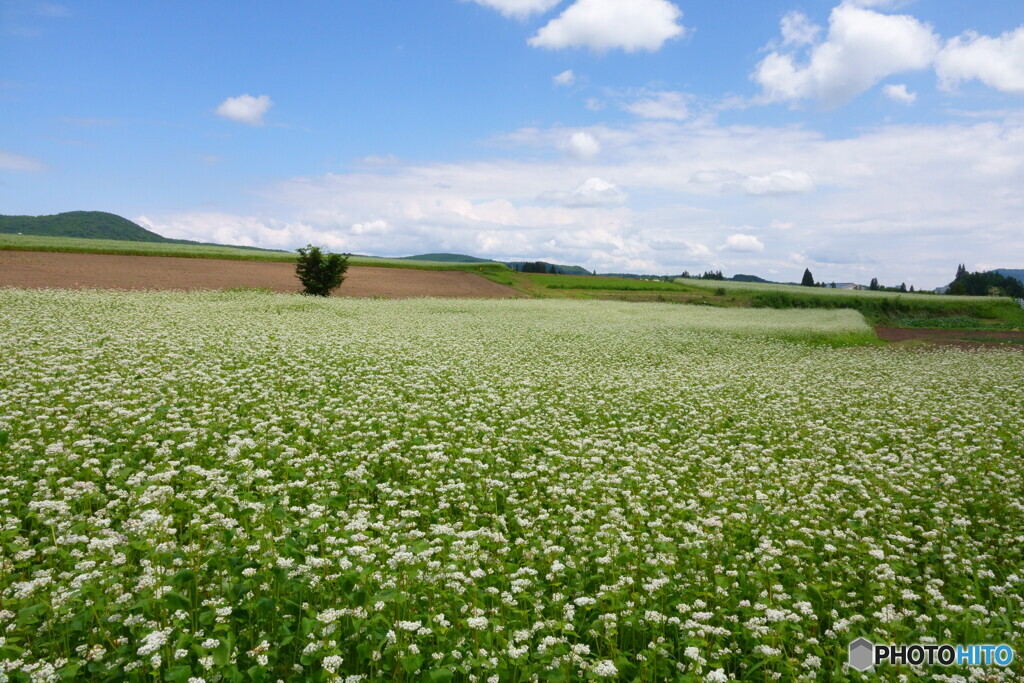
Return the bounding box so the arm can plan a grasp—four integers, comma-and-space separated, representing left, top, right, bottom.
137, 213, 349, 251
744, 170, 816, 195
553, 69, 575, 86
0, 149, 45, 171
623, 91, 689, 120
215, 94, 273, 126
463, 0, 563, 18
780, 11, 821, 47
722, 234, 765, 253
540, 177, 627, 206
689, 169, 815, 196
529, 0, 685, 53
351, 219, 390, 235
144, 114, 1024, 285
753, 3, 939, 107
883, 83, 916, 104
565, 131, 601, 159
936, 26, 1024, 94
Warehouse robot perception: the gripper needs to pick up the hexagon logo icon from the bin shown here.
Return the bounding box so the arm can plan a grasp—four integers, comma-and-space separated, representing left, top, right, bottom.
849, 637, 875, 672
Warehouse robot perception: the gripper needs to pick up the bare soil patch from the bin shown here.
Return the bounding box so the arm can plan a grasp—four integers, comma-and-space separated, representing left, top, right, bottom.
0, 250, 520, 299
875, 326, 1024, 351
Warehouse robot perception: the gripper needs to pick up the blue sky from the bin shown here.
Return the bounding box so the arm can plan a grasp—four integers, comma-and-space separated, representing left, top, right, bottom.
2, 0, 1023, 287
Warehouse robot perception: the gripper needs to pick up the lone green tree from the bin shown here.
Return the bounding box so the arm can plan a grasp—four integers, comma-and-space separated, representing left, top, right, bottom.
295, 245, 349, 296
801, 268, 815, 287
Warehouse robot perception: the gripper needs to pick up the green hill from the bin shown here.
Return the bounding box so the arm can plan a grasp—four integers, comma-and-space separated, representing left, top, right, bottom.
400, 253, 495, 263
510, 261, 593, 276
0, 211, 172, 242
995, 269, 1024, 286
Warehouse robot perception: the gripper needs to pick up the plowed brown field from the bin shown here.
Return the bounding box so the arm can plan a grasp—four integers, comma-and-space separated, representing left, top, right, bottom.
875, 326, 1024, 350
0, 250, 520, 299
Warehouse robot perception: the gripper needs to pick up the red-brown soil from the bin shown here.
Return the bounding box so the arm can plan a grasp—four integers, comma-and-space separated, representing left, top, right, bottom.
0, 250, 520, 299
875, 326, 1024, 350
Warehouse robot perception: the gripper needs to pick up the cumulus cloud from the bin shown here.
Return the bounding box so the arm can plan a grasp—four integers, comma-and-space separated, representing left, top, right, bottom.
744, 170, 816, 195
215, 94, 273, 126
623, 91, 689, 120
351, 219, 390, 235
463, 0, 562, 18
690, 169, 815, 196
0, 149, 45, 171
540, 177, 627, 207
780, 11, 821, 47
883, 83, 916, 104
753, 3, 939, 107
141, 113, 1024, 285
722, 234, 765, 253
529, 0, 685, 52
936, 26, 1024, 94
565, 131, 601, 159
553, 69, 575, 86
137, 213, 348, 251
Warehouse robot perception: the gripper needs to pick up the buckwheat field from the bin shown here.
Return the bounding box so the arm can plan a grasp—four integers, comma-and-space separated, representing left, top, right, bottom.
1, 289, 1022, 682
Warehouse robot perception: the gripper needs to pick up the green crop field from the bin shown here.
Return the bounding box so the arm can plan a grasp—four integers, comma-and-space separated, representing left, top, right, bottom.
482, 271, 1024, 329
0, 234, 509, 273
1, 288, 1022, 681
674, 277, 969, 298
532, 274, 688, 292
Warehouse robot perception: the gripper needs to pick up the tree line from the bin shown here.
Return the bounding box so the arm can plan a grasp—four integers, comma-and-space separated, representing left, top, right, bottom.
949, 264, 1024, 298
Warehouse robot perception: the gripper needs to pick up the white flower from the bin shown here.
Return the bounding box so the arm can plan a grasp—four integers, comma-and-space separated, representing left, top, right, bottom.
322, 655, 344, 674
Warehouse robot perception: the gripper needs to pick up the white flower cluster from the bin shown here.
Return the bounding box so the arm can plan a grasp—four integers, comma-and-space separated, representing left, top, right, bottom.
0, 289, 1021, 680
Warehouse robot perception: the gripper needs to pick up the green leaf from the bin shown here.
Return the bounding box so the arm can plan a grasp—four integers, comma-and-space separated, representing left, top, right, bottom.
172, 569, 196, 588
58, 664, 80, 681
399, 655, 423, 674
0, 644, 26, 660
213, 637, 233, 667
427, 669, 454, 682
16, 603, 47, 623
164, 591, 191, 612
614, 656, 636, 679
164, 665, 193, 683
224, 664, 245, 683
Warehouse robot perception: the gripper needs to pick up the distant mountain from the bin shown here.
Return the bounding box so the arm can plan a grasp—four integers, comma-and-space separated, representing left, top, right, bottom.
995, 269, 1024, 285
510, 261, 593, 276
731, 274, 771, 283
400, 253, 495, 263
0, 211, 171, 242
